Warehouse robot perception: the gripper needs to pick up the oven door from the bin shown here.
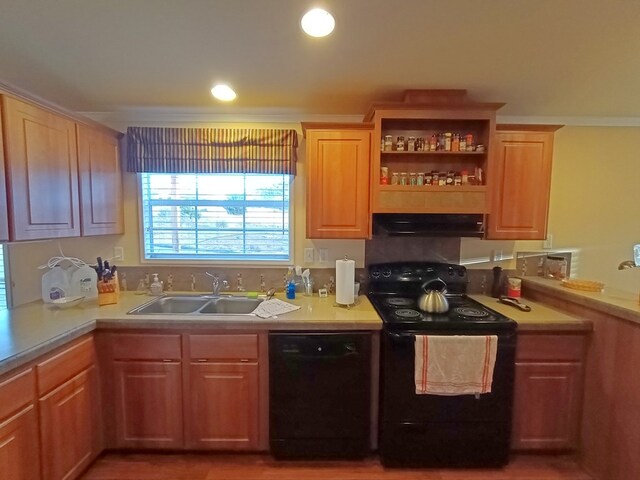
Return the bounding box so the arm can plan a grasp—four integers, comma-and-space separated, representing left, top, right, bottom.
379, 329, 516, 467
380, 329, 516, 424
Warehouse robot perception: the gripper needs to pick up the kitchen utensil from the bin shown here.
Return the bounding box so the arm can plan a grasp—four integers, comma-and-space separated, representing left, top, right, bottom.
499, 295, 531, 312
418, 278, 449, 313
491, 266, 507, 298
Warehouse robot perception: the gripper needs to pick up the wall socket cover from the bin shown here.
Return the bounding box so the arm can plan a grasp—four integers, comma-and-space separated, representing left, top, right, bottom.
543, 234, 553, 249
114, 246, 124, 262
319, 248, 329, 263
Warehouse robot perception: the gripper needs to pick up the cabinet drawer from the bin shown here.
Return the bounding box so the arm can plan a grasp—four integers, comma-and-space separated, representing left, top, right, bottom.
0, 368, 35, 420
516, 334, 586, 362
107, 333, 182, 360
37, 336, 95, 395
190, 334, 258, 360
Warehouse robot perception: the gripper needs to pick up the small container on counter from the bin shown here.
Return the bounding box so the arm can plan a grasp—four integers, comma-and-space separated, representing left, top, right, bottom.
390, 172, 399, 185
399, 172, 408, 185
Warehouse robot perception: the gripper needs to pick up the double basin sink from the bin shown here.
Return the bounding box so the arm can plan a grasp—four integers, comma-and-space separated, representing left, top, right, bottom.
127, 295, 264, 316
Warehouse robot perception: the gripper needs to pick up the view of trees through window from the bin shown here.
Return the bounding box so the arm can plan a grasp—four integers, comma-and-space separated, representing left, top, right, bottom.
141, 173, 290, 261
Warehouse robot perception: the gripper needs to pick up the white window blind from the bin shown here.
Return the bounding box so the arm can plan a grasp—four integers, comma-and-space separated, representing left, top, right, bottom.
141, 173, 291, 261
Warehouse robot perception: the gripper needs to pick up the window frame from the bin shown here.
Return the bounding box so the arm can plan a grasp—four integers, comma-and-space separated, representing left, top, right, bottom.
137, 173, 295, 266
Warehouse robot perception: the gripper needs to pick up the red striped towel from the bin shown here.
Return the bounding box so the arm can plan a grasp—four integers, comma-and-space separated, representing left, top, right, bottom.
414, 335, 498, 395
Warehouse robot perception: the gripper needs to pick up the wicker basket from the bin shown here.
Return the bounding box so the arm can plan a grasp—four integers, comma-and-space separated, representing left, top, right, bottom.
561, 279, 605, 292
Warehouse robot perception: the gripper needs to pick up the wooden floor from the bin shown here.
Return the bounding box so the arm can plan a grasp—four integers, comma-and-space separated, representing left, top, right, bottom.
80, 453, 593, 480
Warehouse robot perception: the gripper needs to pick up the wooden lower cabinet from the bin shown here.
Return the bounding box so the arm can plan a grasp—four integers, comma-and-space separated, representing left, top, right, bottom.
0, 367, 39, 480
112, 361, 183, 449
39, 366, 100, 480
512, 333, 586, 451
0, 405, 40, 480
187, 362, 259, 450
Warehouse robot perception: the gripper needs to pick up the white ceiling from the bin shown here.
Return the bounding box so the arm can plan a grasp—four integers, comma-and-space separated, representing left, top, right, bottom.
1, 0, 640, 122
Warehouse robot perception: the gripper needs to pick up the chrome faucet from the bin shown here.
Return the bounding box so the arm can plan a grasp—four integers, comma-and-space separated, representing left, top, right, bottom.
205, 272, 229, 295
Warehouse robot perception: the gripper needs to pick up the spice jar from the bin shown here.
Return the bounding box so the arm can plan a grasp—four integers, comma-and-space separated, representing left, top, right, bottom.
432, 172, 439, 185
454, 172, 462, 185
399, 172, 408, 185
390, 172, 399, 185
438, 173, 447, 186
417, 172, 424, 185
407, 136, 416, 152
465, 133, 474, 148
429, 135, 437, 151
380, 166, 389, 185
384, 135, 393, 151
396, 136, 405, 151
444, 132, 452, 151
446, 171, 454, 185
460, 137, 467, 151
452, 133, 460, 152
425, 173, 433, 185
461, 170, 469, 184
409, 173, 417, 186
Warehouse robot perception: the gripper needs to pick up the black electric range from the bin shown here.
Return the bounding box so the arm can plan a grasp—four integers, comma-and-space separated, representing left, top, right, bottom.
367, 262, 517, 468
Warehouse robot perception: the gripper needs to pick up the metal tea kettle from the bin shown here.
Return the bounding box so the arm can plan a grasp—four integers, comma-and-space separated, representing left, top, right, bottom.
418, 278, 449, 313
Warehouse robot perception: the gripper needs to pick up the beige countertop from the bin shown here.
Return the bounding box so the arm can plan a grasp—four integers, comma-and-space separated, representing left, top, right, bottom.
470, 294, 592, 332
522, 276, 640, 325
0, 292, 382, 376
1, 287, 597, 377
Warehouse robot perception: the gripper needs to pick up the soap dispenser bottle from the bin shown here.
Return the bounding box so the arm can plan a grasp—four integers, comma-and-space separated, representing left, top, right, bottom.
150, 273, 163, 296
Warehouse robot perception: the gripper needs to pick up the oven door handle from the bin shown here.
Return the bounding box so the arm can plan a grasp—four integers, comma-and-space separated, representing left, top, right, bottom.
387, 332, 416, 344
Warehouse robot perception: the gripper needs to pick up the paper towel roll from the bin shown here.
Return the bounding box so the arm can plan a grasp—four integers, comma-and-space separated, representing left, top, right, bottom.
336, 258, 355, 305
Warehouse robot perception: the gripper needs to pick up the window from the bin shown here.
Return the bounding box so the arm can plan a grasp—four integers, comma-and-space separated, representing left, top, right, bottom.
0, 246, 6, 309
141, 173, 291, 262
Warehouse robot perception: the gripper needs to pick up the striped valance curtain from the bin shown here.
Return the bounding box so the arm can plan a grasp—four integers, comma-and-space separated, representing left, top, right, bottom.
126, 127, 298, 175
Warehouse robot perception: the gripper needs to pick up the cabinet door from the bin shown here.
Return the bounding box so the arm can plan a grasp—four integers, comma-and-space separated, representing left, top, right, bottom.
1, 96, 80, 240
306, 128, 371, 239
187, 362, 259, 450
112, 361, 183, 449
0, 405, 40, 480
487, 130, 555, 240
512, 362, 582, 450
76, 124, 123, 236
0, 103, 10, 241
39, 366, 100, 480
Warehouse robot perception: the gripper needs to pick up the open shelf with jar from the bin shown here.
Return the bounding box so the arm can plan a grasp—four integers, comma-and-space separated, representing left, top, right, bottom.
365, 90, 504, 214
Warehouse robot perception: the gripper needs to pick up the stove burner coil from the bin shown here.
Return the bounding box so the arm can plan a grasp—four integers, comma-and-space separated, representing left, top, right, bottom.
394, 309, 422, 319
387, 298, 414, 307
453, 307, 490, 318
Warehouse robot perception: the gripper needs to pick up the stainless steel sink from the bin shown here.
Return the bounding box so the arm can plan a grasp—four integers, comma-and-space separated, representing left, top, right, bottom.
127, 295, 263, 316
200, 297, 263, 314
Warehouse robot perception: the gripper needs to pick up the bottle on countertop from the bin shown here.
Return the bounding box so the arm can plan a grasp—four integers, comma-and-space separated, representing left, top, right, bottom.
491, 266, 507, 298
150, 273, 163, 296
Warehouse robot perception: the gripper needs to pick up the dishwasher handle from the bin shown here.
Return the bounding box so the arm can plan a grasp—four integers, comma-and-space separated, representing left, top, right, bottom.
277, 341, 360, 360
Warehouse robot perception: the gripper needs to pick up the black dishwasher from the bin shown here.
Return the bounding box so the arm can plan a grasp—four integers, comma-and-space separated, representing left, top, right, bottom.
269, 332, 371, 458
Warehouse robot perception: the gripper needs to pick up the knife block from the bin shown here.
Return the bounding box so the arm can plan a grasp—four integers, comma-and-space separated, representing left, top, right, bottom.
98, 273, 120, 306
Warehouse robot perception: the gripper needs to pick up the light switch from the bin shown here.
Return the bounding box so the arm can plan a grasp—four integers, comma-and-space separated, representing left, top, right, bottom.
319, 248, 329, 263
304, 248, 315, 264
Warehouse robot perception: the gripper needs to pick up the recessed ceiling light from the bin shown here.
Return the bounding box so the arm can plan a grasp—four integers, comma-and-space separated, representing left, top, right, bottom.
211, 84, 237, 102
301, 8, 335, 37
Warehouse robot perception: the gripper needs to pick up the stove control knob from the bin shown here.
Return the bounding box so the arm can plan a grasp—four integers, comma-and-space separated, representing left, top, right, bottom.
371, 268, 381, 278
382, 268, 392, 278
457, 268, 465, 276
448, 266, 455, 275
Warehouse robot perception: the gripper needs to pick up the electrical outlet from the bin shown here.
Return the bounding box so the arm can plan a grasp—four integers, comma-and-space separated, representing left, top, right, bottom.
319, 248, 329, 263
114, 246, 124, 262
304, 248, 315, 264
543, 234, 553, 249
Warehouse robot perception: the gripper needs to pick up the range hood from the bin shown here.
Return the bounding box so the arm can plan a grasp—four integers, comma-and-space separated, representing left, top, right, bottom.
372, 213, 484, 237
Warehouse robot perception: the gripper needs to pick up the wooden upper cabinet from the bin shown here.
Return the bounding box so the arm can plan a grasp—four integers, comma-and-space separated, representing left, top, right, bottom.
486, 125, 562, 240
0, 104, 10, 242
303, 123, 372, 239
1, 96, 80, 240
76, 124, 123, 235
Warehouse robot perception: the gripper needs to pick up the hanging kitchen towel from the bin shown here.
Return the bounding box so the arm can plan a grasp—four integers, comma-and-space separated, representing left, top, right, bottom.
414, 335, 498, 395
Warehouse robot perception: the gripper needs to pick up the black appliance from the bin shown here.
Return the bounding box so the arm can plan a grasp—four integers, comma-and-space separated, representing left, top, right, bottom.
372, 213, 485, 237
269, 332, 371, 458
367, 262, 517, 468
